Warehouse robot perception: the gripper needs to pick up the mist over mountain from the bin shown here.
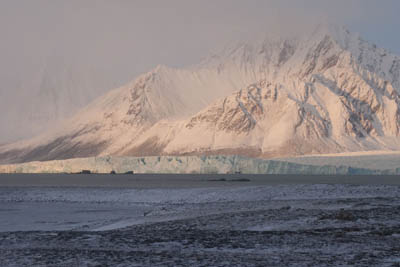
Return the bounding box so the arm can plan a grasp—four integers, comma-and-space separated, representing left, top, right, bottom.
0, 58, 127, 143
1, 24, 400, 163
1, 0, 400, 145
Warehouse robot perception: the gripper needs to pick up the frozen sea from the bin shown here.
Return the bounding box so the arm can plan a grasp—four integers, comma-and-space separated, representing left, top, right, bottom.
1, 174, 400, 266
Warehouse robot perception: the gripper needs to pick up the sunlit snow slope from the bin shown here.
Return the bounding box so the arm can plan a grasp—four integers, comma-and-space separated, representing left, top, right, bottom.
1, 24, 400, 164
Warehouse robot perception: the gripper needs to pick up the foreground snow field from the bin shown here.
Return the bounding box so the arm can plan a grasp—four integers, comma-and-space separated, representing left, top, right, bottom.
1, 174, 400, 266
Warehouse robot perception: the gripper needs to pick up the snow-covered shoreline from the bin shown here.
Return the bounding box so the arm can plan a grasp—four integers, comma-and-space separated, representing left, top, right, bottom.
1, 183, 400, 232
1, 180, 400, 265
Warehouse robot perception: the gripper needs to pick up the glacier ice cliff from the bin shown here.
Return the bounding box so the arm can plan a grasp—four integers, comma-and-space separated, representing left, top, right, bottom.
0, 155, 399, 175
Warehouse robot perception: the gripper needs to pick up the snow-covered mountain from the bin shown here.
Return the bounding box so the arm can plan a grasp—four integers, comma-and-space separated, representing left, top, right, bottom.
1, 24, 400, 164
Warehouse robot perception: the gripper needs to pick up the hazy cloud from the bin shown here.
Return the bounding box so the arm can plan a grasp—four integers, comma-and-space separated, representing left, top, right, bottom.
0, 0, 399, 142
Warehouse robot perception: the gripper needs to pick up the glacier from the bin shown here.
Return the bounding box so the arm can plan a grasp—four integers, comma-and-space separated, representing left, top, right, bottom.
0, 155, 399, 175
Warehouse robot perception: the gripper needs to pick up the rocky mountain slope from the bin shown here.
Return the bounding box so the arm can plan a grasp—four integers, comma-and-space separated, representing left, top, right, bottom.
1, 24, 400, 164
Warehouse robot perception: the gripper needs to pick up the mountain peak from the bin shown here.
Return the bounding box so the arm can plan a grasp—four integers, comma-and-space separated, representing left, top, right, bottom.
2, 25, 400, 163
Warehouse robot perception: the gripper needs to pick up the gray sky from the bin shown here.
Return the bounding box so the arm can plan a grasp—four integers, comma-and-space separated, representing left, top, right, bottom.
1, 0, 399, 84
0, 0, 399, 142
